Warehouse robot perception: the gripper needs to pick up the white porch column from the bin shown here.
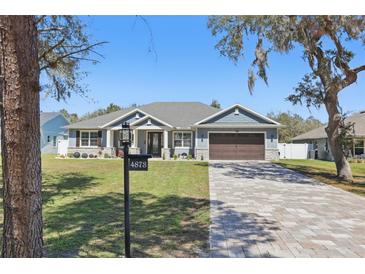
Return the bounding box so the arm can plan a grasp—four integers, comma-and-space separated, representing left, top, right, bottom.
133, 129, 138, 147
106, 130, 113, 147
164, 130, 168, 148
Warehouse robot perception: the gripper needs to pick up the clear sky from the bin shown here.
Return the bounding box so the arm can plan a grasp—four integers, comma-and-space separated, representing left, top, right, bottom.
40, 16, 365, 123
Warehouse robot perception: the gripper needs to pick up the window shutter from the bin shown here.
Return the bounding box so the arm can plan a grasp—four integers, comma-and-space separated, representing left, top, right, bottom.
76, 130, 80, 147
97, 130, 102, 147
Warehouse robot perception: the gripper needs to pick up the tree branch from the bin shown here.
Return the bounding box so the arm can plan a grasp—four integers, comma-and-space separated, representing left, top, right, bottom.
69, 56, 100, 63
40, 41, 107, 71
37, 27, 65, 33
56, 41, 106, 61
39, 38, 65, 60
353, 65, 365, 74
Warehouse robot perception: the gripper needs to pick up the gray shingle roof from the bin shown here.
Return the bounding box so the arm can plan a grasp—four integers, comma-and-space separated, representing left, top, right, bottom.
139, 102, 219, 128
65, 102, 220, 129
40, 112, 63, 126
292, 112, 365, 141
65, 107, 135, 129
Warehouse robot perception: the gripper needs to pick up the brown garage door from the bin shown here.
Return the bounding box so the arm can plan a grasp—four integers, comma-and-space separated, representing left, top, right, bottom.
209, 133, 265, 160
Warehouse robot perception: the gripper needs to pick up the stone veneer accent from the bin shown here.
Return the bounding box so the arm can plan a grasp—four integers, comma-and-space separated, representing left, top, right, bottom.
129, 147, 141, 154
161, 148, 171, 160
265, 148, 279, 161
196, 149, 209, 161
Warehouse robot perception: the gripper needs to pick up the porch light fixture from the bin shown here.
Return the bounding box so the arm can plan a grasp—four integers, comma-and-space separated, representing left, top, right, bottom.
120, 122, 131, 145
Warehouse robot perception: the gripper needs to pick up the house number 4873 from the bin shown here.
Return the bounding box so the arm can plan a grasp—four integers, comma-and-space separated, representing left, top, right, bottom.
129, 159, 148, 170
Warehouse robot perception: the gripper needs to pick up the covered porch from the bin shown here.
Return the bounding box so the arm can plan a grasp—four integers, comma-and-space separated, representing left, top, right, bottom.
106, 128, 171, 158
105, 120, 194, 159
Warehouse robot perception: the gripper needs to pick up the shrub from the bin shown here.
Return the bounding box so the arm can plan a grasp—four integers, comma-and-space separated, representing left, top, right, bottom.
94, 155, 98, 158
67, 153, 74, 158
73, 152, 81, 158
89, 154, 94, 158
187, 154, 193, 160
200, 155, 204, 161
162, 153, 165, 160
104, 153, 111, 159
173, 154, 178, 160
81, 153, 88, 159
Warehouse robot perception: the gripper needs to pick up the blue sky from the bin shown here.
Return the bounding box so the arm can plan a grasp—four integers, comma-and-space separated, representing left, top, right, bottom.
40, 16, 365, 122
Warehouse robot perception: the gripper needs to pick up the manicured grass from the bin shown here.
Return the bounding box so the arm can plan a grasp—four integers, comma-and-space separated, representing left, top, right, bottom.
275, 159, 365, 197
0, 155, 210, 257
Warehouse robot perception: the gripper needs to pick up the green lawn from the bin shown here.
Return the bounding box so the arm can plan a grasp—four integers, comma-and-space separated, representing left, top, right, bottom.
0, 155, 210, 257
276, 159, 365, 197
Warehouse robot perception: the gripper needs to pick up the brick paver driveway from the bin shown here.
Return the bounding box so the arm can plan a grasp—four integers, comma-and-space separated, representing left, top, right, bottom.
209, 161, 365, 258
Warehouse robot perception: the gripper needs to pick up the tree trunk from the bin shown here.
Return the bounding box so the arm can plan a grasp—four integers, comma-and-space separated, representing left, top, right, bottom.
0, 16, 43, 257
324, 92, 353, 182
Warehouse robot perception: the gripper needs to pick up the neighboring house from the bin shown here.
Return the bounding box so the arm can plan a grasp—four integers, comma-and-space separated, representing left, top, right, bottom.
40, 112, 69, 153
0, 112, 69, 154
65, 102, 282, 160
292, 111, 365, 160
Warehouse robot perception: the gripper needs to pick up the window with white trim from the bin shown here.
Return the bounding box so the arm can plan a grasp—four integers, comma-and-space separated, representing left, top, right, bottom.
354, 139, 364, 156
81, 131, 98, 147
173, 132, 192, 148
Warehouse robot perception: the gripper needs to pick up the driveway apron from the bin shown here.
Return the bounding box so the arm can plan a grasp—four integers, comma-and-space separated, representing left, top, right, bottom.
208, 161, 365, 258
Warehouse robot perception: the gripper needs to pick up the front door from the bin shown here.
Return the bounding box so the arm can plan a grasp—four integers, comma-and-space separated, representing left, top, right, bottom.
147, 132, 162, 157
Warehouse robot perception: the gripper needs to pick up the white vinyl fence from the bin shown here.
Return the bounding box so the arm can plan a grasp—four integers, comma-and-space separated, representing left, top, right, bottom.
57, 139, 68, 156
278, 143, 309, 159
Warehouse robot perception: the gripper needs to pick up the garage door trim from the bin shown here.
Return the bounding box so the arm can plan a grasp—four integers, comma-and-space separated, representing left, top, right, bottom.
208, 131, 266, 160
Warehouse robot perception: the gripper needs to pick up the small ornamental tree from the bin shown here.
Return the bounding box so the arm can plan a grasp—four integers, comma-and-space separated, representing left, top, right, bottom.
208, 15, 365, 181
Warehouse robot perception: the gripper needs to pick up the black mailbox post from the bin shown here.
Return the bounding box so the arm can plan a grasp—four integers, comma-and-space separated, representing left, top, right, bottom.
120, 122, 151, 258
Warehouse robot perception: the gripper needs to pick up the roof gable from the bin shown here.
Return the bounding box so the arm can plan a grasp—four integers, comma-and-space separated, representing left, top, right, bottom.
40, 112, 63, 126
203, 107, 270, 124
107, 110, 146, 128
195, 104, 280, 126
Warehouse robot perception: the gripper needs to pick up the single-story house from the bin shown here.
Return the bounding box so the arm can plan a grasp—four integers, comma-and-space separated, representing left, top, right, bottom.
40, 112, 70, 153
292, 111, 365, 160
65, 102, 282, 160
0, 112, 69, 154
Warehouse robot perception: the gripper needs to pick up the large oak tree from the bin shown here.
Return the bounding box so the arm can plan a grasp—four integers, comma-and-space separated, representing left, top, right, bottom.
208, 16, 365, 181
